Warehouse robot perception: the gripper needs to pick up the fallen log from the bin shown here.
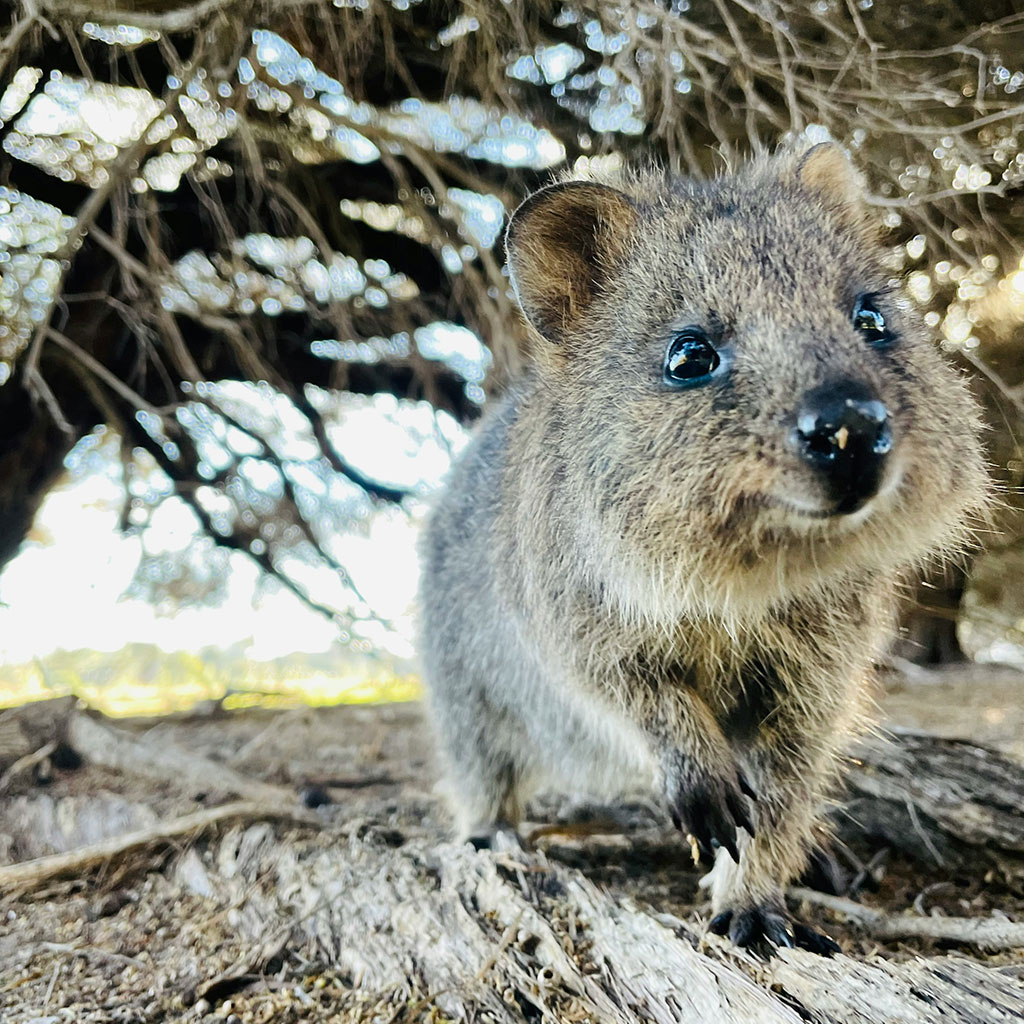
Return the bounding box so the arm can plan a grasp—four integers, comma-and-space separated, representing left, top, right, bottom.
194, 826, 1024, 1024
67, 711, 297, 806
841, 730, 1024, 876
0, 696, 78, 789
0, 800, 316, 891
791, 887, 1024, 951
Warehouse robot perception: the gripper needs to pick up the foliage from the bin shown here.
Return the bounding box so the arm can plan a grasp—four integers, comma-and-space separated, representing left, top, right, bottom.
1, 0, 1023, 651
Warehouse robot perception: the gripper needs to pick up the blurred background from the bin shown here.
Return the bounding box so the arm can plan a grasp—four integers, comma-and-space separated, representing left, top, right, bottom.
1, 0, 1022, 716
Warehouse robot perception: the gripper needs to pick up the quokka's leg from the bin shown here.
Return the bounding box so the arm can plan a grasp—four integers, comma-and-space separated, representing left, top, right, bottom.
628, 688, 758, 866
704, 717, 843, 955
429, 691, 529, 851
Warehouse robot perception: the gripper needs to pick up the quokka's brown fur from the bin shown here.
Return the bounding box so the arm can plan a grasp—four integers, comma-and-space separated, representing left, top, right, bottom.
418, 142, 990, 951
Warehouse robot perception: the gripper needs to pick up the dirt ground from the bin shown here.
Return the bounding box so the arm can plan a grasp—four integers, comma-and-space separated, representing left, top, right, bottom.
1, 665, 1023, 1022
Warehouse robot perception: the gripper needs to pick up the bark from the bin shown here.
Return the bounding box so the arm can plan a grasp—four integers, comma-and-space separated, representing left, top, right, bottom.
842, 730, 1024, 874
0, 372, 92, 568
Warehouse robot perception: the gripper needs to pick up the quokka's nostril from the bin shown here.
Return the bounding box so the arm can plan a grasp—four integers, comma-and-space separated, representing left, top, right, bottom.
801, 402, 890, 455
801, 428, 839, 461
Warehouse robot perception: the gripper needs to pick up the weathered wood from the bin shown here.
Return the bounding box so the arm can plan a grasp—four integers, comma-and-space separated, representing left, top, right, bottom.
197, 828, 1024, 1024
207, 828, 804, 1023
67, 711, 298, 806
842, 730, 1024, 874
0, 801, 315, 890
791, 887, 1024, 951
768, 950, 1024, 1024
0, 696, 77, 774
9, 700, 1024, 881
1, 792, 158, 864
3, 698, 1024, 1021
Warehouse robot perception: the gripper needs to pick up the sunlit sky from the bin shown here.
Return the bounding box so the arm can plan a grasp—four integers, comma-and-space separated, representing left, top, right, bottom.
0, 382, 472, 668
0, 474, 403, 665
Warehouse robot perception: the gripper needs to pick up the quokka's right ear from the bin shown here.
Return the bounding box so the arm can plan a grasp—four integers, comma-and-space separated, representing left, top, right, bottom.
791, 142, 878, 240
504, 181, 639, 348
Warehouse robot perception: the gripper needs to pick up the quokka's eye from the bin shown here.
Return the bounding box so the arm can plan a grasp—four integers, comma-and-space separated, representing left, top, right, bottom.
852, 294, 894, 348
664, 328, 721, 387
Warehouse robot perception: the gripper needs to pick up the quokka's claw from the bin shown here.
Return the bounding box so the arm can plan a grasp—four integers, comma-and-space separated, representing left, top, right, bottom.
707, 905, 840, 956
669, 766, 755, 865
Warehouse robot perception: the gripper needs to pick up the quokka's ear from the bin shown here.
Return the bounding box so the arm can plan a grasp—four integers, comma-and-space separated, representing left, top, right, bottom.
505, 181, 639, 347
796, 142, 862, 207
789, 142, 876, 237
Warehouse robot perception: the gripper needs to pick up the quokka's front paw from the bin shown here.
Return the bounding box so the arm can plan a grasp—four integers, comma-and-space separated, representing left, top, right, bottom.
465, 825, 526, 854
664, 753, 756, 864
709, 906, 841, 956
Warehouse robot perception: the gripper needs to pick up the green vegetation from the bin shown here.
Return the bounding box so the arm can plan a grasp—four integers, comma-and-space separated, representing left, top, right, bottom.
0, 643, 419, 716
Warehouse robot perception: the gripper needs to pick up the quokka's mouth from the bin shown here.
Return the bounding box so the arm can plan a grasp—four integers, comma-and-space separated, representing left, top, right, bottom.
760, 461, 905, 531
763, 496, 834, 521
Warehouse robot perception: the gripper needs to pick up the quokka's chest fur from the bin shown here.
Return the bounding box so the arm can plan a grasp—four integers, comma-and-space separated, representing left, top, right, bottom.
562, 580, 888, 738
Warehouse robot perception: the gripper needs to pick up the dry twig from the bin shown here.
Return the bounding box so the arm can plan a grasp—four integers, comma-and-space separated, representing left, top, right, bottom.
0, 800, 315, 891
791, 887, 1024, 952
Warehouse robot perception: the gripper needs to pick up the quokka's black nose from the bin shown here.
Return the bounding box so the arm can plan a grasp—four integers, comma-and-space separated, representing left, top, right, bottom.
793, 380, 892, 514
